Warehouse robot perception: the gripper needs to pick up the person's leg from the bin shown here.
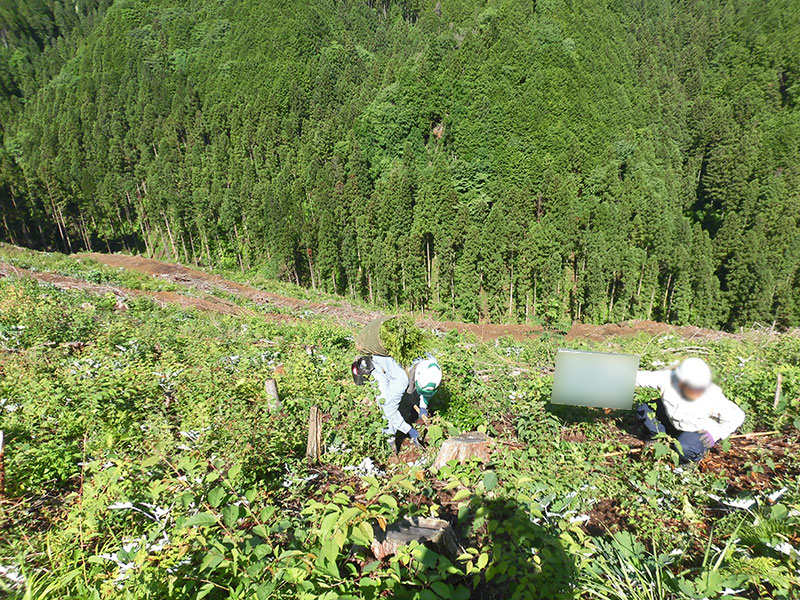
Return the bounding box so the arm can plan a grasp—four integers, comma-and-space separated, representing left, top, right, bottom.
674, 431, 707, 463
398, 391, 419, 426
636, 403, 667, 439
393, 392, 420, 453
654, 398, 681, 438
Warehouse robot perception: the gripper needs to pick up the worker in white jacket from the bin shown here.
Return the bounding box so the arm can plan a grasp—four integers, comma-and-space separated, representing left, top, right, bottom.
635, 357, 745, 462
352, 354, 442, 451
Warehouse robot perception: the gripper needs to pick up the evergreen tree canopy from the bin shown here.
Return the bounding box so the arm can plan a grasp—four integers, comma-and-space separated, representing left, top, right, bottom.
1, 0, 799, 329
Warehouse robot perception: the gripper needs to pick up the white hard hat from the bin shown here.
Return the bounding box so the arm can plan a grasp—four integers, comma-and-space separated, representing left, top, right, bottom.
675, 357, 712, 389
415, 359, 442, 399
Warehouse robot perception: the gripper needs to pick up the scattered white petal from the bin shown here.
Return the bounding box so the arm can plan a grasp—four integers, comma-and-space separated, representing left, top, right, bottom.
768, 487, 788, 503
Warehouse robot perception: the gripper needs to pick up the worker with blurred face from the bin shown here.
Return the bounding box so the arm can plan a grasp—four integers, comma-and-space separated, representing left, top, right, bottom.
635, 358, 745, 462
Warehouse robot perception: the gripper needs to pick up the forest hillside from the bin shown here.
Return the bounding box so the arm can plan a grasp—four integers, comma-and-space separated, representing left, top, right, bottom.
1, 0, 799, 328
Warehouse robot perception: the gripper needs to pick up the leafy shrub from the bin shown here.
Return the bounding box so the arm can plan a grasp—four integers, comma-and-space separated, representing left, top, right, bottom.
380, 315, 431, 365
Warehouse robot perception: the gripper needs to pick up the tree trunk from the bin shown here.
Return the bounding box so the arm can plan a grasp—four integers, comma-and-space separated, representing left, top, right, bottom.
508, 260, 514, 319
188, 231, 198, 265
232, 222, 245, 273
306, 251, 316, 289
201, 230, 212, 265
46, 181, 71, 253
667, 277, 676, 321
371, 517, 460, 560
79, 211, 92, 251
608, 273, 616, 319
163, 214, 178, 261
1, 212, 16, 245
265, 378, 281, 411
432, 432, 493, 470
525, 290, 530, 324
306, 406, 322, 463
9, 194, 32, 246
128, 190, 151, 257
636, 263, 644, 298
426, 236, 432, 288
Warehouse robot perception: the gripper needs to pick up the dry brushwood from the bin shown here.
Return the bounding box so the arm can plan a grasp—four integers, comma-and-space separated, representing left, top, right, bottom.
601, 431, 782, 458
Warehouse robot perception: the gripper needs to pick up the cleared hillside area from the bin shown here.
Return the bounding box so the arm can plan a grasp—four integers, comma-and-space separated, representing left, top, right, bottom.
1, 245, 799, 599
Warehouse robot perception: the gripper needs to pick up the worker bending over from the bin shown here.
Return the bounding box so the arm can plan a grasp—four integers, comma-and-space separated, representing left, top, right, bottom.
635, 357, 745, 462
352, 354, 442, 450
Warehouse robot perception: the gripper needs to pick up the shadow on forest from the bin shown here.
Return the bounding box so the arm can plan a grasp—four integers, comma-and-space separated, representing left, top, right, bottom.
440, 495, 578, 600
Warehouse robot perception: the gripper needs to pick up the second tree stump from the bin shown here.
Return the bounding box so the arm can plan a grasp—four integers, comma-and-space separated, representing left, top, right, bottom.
432, 431, 493, 470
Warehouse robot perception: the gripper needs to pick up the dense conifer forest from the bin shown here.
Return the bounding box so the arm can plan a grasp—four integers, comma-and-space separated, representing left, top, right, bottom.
1, 0, 798, 328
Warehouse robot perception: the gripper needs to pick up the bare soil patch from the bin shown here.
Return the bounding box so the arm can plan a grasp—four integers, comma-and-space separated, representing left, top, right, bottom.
583, 498, 629, 536
84, 253, 744, 343
0, 262, 256, 317
82, 252, 381, 325
565, 319, 730, 342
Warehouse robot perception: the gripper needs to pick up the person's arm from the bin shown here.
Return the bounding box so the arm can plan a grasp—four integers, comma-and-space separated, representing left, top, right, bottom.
703, 387, 745, 442
372, 356, 411, 434
408, 363, 429, 417
635, 369, 670, 391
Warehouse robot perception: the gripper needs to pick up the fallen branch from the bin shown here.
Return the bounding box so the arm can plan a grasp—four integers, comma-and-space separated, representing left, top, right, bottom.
664, 346, 711, 354
601, 431, 782, 458
0, 430, 5, 499
730, 430, 781, 439
497, 440, 526, 449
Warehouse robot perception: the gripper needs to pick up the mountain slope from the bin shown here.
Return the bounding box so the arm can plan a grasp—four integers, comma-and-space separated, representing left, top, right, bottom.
1, 0, 799, 329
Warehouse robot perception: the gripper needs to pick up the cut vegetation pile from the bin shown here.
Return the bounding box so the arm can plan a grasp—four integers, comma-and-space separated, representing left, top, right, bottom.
1, 246, 799, 599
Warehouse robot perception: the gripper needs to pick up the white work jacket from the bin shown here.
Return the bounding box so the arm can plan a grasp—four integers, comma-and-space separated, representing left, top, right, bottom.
371, 355, 411, 435
636, 369, 745, 441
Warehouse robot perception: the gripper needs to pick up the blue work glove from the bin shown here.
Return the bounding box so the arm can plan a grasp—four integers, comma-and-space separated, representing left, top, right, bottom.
408, 427, 423, 448
418, 406, 428, 419
699, 430, 716, 449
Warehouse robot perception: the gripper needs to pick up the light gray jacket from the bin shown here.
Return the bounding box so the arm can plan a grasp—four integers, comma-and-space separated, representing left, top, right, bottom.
636, 369, 745, 440
372, 355, 411, 435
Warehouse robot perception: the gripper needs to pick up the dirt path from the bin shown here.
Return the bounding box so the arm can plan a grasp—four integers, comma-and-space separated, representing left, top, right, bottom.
79, 252, 744, 342
81, 252, 382, 325
0, 262, 256, 317
564, 320, 729, 342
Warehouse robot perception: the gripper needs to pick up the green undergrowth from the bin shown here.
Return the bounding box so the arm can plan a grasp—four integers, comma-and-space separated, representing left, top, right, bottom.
215, 264, 377, 312
0, 244, 182, 293
1, 267, 799, 599
0, 245, 301, 320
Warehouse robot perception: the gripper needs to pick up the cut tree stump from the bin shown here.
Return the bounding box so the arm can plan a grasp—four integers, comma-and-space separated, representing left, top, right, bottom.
371, 516, 461, 560
264, 378, 281, 410
432, 431, 493, 470
306, 406, 321, 463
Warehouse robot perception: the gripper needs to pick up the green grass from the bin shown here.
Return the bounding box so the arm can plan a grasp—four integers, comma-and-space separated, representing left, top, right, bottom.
0, 251, 799, 599
0, 243, 182, 293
